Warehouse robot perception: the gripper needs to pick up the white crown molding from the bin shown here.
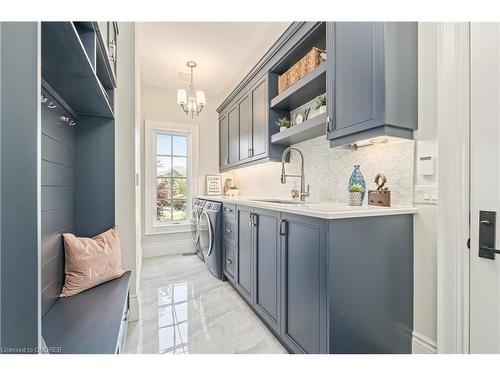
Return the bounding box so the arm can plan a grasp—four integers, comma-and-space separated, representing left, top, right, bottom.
436, 22, 470, 354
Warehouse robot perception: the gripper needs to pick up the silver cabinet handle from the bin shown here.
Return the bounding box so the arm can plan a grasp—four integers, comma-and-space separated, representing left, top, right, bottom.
279, 219, 287, 236
224, 207, 233, 213
326, 116, 331, 133
252, 213, 258, 227
225, 228, 232, 233
109, 40, 116, 62
226, 258, 232, 264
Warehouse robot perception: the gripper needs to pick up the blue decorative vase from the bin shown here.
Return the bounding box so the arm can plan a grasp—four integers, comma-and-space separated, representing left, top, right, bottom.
348, 165, 366, 202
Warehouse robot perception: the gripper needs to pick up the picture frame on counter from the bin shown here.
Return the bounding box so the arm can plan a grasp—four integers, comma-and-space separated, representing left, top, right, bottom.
206, 174, 222, 196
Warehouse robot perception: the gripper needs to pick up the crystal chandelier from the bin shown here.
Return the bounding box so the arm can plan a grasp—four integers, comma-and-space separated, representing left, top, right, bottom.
176, 61, 206, 118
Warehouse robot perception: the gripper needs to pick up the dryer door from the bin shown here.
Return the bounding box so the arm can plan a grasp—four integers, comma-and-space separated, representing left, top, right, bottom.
199, 211, 213, 258
191, 208, 199, 244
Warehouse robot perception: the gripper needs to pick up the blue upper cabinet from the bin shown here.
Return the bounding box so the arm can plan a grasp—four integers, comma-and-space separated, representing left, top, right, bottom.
326, 22, 418, 147
218, 22, 417, 169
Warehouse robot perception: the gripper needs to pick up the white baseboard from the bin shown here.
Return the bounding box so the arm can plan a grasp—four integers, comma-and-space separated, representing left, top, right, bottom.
412, 331, 437, 354
128, 294, 139, 322
142, 239, 195, 258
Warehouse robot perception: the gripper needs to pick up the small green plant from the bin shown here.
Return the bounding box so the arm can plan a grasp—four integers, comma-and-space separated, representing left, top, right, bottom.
349, 184, 365, 193
315, 94, 327, 109
275, 117, 291, 128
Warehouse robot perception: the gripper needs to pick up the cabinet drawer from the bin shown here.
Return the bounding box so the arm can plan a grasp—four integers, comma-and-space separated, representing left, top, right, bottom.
222, 204, 236, 220
223, 241, 235, 279
223, 218, 236, 245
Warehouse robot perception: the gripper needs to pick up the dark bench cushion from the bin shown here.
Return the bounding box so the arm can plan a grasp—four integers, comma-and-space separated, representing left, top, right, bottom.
42, 271, 131, 354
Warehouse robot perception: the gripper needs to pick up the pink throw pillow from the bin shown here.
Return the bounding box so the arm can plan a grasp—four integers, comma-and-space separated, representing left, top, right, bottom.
60, 228, 125, 297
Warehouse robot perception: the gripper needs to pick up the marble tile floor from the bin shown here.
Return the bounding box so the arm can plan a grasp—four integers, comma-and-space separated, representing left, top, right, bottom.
125, 254, 287, 354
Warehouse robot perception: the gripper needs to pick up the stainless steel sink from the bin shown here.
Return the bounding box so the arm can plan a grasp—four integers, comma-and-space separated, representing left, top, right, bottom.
249, 199, 303, 205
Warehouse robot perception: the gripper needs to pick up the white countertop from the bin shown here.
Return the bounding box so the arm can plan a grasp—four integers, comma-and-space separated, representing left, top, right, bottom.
196, 195, 417, 220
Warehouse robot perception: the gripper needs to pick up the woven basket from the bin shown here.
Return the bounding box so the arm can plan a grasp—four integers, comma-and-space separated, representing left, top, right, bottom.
278, 47, 326, 94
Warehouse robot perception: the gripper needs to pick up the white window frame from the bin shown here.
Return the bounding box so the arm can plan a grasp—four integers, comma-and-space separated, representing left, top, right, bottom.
144, 120, 199, 235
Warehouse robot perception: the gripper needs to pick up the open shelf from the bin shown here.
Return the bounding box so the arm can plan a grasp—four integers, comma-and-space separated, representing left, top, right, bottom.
41, 22, 114, 118
271, 112, 327, 145
270, 63, 326, 111
271, 22, 326, 74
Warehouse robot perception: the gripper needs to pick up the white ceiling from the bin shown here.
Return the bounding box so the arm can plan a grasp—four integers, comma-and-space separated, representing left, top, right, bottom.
137, 22, 291, 104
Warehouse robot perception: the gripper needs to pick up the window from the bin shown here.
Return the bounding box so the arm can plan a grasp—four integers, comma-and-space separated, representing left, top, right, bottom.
156, 133, 188, 223
145, 121, 198, 234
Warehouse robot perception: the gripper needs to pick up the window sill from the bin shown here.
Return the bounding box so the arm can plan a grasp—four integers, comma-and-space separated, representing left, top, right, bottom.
144, 222, 192, 236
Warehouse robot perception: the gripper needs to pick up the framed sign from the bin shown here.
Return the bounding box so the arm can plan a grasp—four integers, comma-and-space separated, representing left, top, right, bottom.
206, 174, 222, 196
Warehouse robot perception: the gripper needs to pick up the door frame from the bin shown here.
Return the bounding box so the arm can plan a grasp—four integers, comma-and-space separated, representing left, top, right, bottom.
436, 22, 471, 354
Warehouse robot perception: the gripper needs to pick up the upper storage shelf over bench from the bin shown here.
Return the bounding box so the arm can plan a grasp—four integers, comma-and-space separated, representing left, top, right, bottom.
41, 22, 117, 118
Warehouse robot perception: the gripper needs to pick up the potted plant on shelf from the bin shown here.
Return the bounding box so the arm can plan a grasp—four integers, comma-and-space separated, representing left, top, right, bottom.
275, 117, 291, 132
315, 94, 327, 114
348, 184, 365, 206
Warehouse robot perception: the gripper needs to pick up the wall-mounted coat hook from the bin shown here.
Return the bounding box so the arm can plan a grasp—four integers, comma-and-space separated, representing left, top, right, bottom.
41, 93, 57, 109
59, 115, 76, 127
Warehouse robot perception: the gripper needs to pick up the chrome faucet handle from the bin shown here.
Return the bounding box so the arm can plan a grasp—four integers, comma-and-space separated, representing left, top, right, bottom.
301, 185, 310, 198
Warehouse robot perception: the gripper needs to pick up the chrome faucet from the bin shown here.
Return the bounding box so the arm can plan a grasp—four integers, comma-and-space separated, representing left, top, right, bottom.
280, 147, 310, 201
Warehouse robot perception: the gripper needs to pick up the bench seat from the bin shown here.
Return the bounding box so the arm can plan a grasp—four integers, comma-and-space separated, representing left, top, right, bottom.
42, 271, 131, 354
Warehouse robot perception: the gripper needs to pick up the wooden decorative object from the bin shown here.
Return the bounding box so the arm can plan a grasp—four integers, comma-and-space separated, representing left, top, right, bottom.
368, 190, 391, 207
368, 172, 391, 207
278, 47, 326, 94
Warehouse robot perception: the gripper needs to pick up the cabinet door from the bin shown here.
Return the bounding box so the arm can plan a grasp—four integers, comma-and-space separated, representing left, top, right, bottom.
251, 77, 268, 158
219, 114, 229, 168
236, 207, 253, 303
280, 213, 328, 354
326, 22, 335, 138
238, 93, 252, 161
97, 22, 109, 53
328, 22, 384, 138
228, 106, 239, 164
253, 208, 281, 334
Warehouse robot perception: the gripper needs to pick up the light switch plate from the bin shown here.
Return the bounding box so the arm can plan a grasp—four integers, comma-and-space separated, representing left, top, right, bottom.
414, 185, 438, 205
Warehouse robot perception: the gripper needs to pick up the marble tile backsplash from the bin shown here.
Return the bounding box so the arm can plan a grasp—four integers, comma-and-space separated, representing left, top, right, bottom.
224, 136, 415, 207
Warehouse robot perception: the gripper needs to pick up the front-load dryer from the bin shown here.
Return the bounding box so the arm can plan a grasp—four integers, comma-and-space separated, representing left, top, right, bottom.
199, 200, 223, 279
191, 198, 206, 262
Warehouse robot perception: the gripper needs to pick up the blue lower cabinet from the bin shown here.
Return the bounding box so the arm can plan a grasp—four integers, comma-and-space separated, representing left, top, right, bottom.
252, 208, 281, 335
280, 213, 328, 354
232, 206, 413, 354
236, 207, 254, 304
328, 215, 413, 354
